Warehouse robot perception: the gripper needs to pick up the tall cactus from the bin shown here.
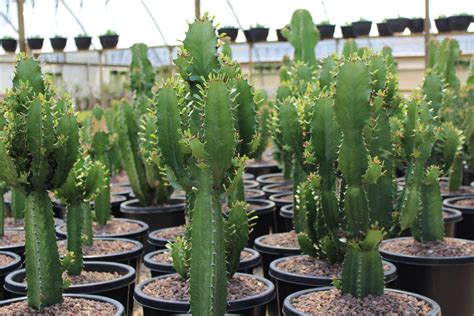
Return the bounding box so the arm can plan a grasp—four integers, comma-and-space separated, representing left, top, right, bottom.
0, 56, 79, 308
56, 154, 104, 275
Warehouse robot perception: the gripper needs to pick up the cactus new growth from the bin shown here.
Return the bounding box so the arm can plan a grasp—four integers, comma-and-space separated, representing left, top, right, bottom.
154, 15, 257, 315
0, 56, 79, 308
56, 154, 105, 275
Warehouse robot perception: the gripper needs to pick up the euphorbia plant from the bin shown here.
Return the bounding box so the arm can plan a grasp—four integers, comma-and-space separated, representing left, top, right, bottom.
0, 56, 79, 308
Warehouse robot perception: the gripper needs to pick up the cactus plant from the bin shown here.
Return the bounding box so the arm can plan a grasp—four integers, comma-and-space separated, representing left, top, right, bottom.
0, 56, 79, 308
56, 153, 104, 275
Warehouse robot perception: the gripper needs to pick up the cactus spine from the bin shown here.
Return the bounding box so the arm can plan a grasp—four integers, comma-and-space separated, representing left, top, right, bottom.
0, 57, 79, 308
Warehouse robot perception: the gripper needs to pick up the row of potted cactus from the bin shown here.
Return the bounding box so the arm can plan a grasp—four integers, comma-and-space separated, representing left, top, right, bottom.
0, 31, 119, 53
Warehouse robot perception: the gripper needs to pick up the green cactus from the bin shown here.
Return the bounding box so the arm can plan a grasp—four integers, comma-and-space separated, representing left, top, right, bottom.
10, 188, 26, 220
56, 154, 104, 275
0, 56, 79, 308
0, 182, 6, 236
130, 43, 155, 115
342, 39, 358, 58
282, 9, 319, 66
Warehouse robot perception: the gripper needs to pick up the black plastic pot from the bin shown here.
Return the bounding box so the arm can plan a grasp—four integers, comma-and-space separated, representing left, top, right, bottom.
246, 161, 281, 178
244, 173, 255, 181
5, 261, 135, 314
134, 273, 275, 316
1, 39, 17, 53
463, 165, 474, 186
270, 255, 398, 315
279, 204, 294, 232
144, 247, 261, 277
408, 18, 425, 33
351, 21, 372, 36
100, 35, 119, 49
27, 38, 44, 50
244, 28, 269, 43
435, 18, 451, 33
246, 199, 276, 246
0, 252, 21, 300
387, 17, 410, 33
0, 294, 124, 315
57, 218, 148, 243
244, 180, 260, 190
50, 37, 67, 51
377, 22, 393, 37
276, 29, 287, 42
110, 184, 133, 198
218, 28, 239, 41
282, 286, 441, 316
340, 26, 355, 39
448, 15, 472, 32
380, 237, 474, 316
262, 183, 293, 198
256, 173, 289, 187
148, 226, 186, 251
90, 195, 126, 218
245, 188, 265, 200
443, 196, 474, 240
316, 24, 335, 39
74, 36, 92, 50
269, 193, 293, 233
442, 207, 463, 237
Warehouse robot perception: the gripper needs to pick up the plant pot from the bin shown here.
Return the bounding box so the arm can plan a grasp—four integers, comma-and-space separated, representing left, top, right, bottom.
120, 198, 184, 252
280, 204, 294, 232
408, 18, 425, 33
246, 199, 276, 246
1, 39, 17, 53
99, 35, 119, 49
351, 21, 372, 36
448, 15, 472, 32
148, 226, 184, 251
380, 237, 474, 316
243, 173, 255, 181
5, 261, 135, 314
262, 183, 293, 198
218, 28, 239, 42
246, 160, 281, 178
0, 294, 124, 315
282, 287, 441, 316
270, 255, 398, 315
244, 180, 260, 190
0, 230, 25, 259
256, 173, 289, 187
443, 196, 474, 240
91, 195, 126, 218
269, 192, 293, 233
245, 188, 265, 200
387, 17, 410, 33
74, 36, 92, 50
110, 184, 133, 199
377, 23, 393, 37
340, 26, 355, 39
56, 218, 149, 245
463, 165, 474, 186
442, 207, 463, 237
0, 252, 21, 300
27, 38, 44, 50
50, 37, 67, 51
276, 29, 287, 42
435, 18, 451, 33
316, 24, 335, 40
144, 248, 261, 277
134, 273, 275, 316
244, 28, 270, 43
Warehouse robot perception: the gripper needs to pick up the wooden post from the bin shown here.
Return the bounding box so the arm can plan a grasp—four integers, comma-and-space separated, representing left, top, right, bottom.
423, 0, 430, 69
195, 0, 200, 19
16, 0, 26, 53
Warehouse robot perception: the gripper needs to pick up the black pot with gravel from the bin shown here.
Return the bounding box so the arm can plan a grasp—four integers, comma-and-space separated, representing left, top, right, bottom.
443, 195, 474, 240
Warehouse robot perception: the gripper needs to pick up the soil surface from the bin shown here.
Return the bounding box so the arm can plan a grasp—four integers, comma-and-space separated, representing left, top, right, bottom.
245, 190, 264, 198
61, 219, 142, 236
153, 225, 185, 241
0, 254, 15, 266
381, 237, 474, 257
58, 239, 139, 256
0, 297, 117, 315
142, 274, 267, 301
273, 193, 293, 202
290, 288, 432, 315
260, 231, 298, 248
262, 175, 286, 183
4, 217, 63, 229
0, 230, 25, 247
151, 249, 254, 265
440, 184, 474, 195
21, 271, 121, 286
110, 186, 131, 194
110, 171, 129, 185
267, 184, 293, 192
454, 198, 474, 207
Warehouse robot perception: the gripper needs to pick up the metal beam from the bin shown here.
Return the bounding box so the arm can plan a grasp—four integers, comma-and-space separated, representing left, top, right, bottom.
16, 0, 26, 52
424, 0, 431, 68
195, 0, 200, 19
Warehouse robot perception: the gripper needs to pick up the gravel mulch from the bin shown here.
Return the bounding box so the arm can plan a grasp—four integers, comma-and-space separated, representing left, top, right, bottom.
151, 249, 253, 265
64, 271, 121, 285
58, 239, 139, 256
61, 219, 142, 236
0, 254, 15, 266
142, 274, 267, 301
454, 198, 474, 207
381, 237, 474, 257
290, 288, 432, 315
440, 185, 474, 195
152, 226, 185, 241
0, 297, 117, 315
0, 230, 25, 247
260, 231, 298, 248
